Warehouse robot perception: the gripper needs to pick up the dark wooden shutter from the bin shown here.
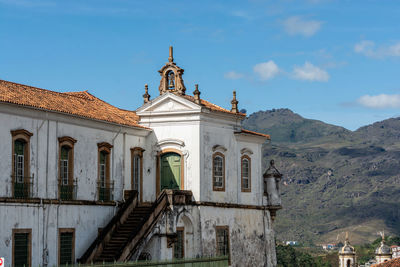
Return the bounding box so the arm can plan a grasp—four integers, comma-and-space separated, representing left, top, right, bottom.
14, 233, 29, 267
60, 232, 73, 265
174, 228, 184, 259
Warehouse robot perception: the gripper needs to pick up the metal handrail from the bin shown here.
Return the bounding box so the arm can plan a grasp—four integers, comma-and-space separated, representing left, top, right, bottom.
78, 191, 138, 263
58, 179, 78, 201
97, 180, 115, 201
10, 175, 34, 199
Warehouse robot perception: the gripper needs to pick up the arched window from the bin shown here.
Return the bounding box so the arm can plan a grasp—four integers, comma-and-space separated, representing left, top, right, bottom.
58, 137, 76, 200
213, 152, 225, 191
98, 142, 113, 201
241, 155, 251, 192
347, 259, 351, 267
11, 129, 33, 199
131, 147, 144, 202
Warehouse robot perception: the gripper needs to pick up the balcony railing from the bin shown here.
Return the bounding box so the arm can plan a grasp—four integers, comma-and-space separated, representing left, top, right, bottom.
97, 180, 114, 201
11, 175, 33, 199
58, 179, 77, 201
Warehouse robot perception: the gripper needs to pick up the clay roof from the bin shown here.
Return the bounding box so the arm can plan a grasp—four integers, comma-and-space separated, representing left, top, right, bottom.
372, 258, 400, 267
0, 79, 147, 129
237, 129, 271, 139
183, 95, 246, 117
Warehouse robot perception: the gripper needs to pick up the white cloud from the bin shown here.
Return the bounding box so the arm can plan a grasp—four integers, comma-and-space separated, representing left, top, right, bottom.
282, 16, 322, 37
354, 40, 400, 58
253, 61, 280, 80
231, 10, 251, 20
224, 71, 244, 80
357, 94, 400, 109
292, 62, 329, 82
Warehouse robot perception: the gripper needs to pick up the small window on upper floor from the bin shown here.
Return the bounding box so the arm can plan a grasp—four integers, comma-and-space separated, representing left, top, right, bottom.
11, 129, 33, 199
98, 142, 113, 201
213, 152, 225, 191
58, 137, 77, 200
241, 155, 251, 192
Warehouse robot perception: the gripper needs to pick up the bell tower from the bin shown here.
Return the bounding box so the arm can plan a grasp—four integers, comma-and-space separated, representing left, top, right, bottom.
339, 232, 357, 267
158, 46, 186, 96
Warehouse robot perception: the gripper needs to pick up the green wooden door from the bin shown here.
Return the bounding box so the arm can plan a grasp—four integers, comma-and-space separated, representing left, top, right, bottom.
161, 153, 181, 190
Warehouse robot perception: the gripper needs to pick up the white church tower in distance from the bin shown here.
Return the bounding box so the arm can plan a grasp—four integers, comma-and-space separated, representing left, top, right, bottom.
339, 232, 357, 267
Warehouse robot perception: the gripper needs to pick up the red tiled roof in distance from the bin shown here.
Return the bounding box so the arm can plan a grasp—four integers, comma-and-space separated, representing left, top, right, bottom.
240, 129, 271, 139
372, 258, 400, 267
0, 79, 148, 129
183, 95, 246, 117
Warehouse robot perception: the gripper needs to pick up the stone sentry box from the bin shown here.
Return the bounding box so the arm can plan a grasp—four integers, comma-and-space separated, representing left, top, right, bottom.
263, 160, 282, 220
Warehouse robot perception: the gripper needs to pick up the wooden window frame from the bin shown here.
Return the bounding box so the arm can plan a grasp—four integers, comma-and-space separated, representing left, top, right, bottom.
58, 228, 75, 265
241, 155, 251, 192
97, 142, 113, 201
212, 152, 225, 192
12, 228, 32, 267
174, 227, 185, 259
131, 147, 144, 202
215, 226, 230, 265
11, 130, 33, 198
58, 137, 77, 199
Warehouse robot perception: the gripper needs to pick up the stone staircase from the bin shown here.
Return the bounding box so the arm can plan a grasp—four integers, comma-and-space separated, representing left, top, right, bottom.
78, 190, 193, 263
96, 205, 153, 262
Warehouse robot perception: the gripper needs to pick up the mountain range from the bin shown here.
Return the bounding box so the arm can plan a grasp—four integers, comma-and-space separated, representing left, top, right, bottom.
242, 108, 400, 245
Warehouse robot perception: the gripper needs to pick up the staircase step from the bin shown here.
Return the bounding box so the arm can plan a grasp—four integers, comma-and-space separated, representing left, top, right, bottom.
88, 200, 158, 262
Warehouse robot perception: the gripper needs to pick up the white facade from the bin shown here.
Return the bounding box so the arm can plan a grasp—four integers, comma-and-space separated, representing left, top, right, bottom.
0, 51, 280, 267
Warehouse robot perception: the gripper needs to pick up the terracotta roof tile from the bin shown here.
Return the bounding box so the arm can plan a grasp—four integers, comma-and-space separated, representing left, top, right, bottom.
372, 258, 400, 267
237, 129, 271, 139
0, 79, 148, 129
182, 95, 246, 117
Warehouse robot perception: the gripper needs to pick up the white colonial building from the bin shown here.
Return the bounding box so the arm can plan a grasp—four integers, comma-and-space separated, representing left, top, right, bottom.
0, 47, 282, 267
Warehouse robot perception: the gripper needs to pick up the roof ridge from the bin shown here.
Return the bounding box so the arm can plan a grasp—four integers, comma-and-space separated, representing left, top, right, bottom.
0, 79, 144, 129
182, 94, 246, 116
0, 79, 95, 101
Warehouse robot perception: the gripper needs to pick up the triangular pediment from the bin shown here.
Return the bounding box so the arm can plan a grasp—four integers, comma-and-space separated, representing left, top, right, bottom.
136, 93, 201, 114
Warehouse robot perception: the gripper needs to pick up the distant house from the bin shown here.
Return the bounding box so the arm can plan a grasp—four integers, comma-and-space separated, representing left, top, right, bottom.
371, 257, 400, 267
285, 241, 298, 246
321, 243, 337, 250
392, 246, 400, 259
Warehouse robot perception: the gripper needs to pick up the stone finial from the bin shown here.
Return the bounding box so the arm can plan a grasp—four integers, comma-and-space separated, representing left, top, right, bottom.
168, 46, 174, 63
143, 84, 150, 104
231, 90, 239, 113
193, 84, 201, 104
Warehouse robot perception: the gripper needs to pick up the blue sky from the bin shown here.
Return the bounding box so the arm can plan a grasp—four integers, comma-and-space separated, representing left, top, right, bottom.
0, 0, 399, 130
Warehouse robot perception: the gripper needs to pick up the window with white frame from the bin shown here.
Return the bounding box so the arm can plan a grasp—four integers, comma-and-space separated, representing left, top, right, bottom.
213, 152, 225, 191
241, 155, 251, 192
60, 146, 70, 186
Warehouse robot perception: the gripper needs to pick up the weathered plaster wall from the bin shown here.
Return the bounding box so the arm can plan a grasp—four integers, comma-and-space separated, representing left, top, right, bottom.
0, 105, 150, 201
200, 121, 265, 205
141, 205, 277, 267
139, 119, 202, 201
0, 105, 151, 267
0, 204, 115, 267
